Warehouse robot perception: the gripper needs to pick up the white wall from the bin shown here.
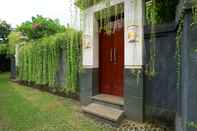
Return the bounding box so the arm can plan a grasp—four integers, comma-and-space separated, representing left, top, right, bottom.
124, 0, 144, 68
82, 11, 94, 68
82, 0, 144, 69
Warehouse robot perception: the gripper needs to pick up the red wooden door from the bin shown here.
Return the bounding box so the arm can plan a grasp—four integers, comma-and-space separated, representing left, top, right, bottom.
99, 20, 124, 97
99, 31, 113, 95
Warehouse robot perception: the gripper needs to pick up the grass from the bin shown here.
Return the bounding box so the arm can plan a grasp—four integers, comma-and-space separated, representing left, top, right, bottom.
0, 73, 113, 131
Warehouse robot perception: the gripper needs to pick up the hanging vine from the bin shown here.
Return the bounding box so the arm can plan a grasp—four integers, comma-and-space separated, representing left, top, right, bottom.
65, 29, 82, 93
192, 0, 197, 25
17, 30, 82, 94
187, 121, 197, 129
145, 0, 179, 78
176, 14, 184, 90
146, 0, 179, 25
145, 0, 157, 78
18, 36, 60, 87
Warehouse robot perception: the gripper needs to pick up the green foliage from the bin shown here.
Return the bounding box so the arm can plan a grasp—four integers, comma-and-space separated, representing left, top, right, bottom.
18, 38, 59, 87
76, 0, 123, 33
146, 0, 179, 25
64, 29, 82, 93
176, 13, 184, 89
77, 0, 179, 25
96, 3, 124, 33
192, 0, 197, 24
17, 15, 65, 40
187, 121, 197, 129
17, 29, 82, 94
75, 0, 102, 10
8, 32, 24, 55
145, 0, 157, 78
0, 44, 8, 54
145, 32, 157, 78
0, 20, 11, 42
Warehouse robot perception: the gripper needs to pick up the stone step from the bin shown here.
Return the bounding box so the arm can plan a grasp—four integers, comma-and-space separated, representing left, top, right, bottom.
91, 94, 124, 109
82, 103, 124, 123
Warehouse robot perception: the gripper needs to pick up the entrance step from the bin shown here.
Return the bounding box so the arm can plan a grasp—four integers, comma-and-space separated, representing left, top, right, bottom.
82, 103, 124, 124
91, 94, 124, 109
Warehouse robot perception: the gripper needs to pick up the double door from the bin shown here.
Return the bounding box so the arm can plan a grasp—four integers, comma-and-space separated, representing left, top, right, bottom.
99, 23, 124, 97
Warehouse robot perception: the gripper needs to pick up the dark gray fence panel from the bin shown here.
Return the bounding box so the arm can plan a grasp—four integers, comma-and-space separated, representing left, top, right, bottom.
144, 23, 177, 124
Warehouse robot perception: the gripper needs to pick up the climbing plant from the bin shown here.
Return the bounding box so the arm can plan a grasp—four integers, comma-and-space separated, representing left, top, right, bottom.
192, 0, 197, 25
75, 0, 124, 33
145, 0, 157, 78
7, 31, 24, 55
77, 0, 179, 25
64, 28, 82, 93
146, 0, 179, 25
96, 3, 124, 33
187, 121, 197, 129
145, 0, 179, 78
176, 14, 184, 90
18, 34, 62, 87
75, 0, 103, 10
17, 29, 82, 94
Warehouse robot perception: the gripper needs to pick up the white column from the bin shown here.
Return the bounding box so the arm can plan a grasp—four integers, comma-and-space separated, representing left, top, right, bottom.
82, 10, 94, 68
124, 0, 144, 68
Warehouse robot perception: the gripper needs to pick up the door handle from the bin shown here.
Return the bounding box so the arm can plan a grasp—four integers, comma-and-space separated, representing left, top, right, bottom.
110, 48, 113, 62
113, 48, 117, 64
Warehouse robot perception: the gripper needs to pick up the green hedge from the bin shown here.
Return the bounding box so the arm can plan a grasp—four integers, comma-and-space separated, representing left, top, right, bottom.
17, 29, 82, 94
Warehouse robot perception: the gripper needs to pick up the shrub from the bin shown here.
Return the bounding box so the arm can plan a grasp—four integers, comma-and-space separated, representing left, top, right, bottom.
17, 15, 65, 40
0, 20, 11, 43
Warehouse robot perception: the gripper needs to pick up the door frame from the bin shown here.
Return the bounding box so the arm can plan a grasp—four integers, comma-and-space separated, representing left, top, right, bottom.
98, 14, 125, 97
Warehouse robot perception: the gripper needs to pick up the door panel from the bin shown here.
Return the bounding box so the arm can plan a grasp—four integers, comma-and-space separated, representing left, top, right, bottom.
112, 27, 124, 96
99, 20, 124, 97
99, 32, 113, 95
